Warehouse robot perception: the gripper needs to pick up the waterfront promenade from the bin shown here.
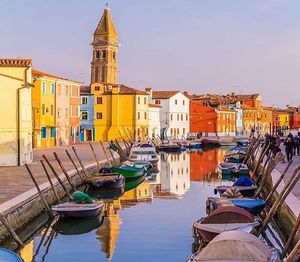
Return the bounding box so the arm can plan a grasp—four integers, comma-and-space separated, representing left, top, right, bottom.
0, 142, 109, 204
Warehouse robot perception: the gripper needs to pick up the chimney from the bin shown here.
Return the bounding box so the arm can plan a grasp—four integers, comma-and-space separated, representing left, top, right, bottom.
145, 87, 153, 99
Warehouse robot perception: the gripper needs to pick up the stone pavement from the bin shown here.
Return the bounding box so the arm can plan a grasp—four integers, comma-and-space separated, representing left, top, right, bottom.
0, 142, 114, 204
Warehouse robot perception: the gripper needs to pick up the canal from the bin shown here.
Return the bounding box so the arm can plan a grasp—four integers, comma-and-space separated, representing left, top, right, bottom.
17, 148, 247, 261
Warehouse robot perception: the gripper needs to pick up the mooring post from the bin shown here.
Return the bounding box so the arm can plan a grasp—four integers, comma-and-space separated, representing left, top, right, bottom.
285, 239, 300, 262
266, 160, 293, 202
53, 152, 77, 192
283, 215, 300, 258
24, 164, 51, 214
71, 146, 88, 178
0, 213, 24, 246
42, 155, 73, 200
89, 142, 100, 170
65, 150, 85, 184
108, 147, 118, 166
40, 160, 60, 203
100, 141, 112, 166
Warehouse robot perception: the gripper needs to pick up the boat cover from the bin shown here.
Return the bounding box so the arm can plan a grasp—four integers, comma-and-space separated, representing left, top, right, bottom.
0, 248, 23, 262
73, 191, 93, 204
189, 230, 272, 261
233, 177, 253, 187
232, 199, 265, 210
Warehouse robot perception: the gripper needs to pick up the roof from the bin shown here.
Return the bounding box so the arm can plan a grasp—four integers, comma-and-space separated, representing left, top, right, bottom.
0, 58, 32, 67
149, 103, 161, 108
94, 83, 148, 95
152, 91, 180, 99
32, 70, 82, 84
94, 7, 118, 39
235, 94, 261, 100
80, 86, 91, 94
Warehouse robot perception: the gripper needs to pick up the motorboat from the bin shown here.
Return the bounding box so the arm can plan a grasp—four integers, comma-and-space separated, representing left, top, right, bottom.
218, 163, 249, 176
85, 173, 125, 189
128, 143, 159, 164
192, 206, 255, 244
188, 230, 280, 262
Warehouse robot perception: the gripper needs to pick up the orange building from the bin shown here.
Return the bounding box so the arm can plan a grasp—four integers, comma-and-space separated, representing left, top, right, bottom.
216, 108, 236, 136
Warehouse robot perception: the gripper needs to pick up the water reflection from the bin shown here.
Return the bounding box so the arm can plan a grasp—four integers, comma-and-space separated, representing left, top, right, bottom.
18, 149, 233, 262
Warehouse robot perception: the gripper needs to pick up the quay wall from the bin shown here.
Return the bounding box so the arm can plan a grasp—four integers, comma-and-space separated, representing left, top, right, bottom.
0, 157, 120, 244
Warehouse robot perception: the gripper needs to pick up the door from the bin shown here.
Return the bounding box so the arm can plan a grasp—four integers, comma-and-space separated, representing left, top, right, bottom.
86, 129, 92, 141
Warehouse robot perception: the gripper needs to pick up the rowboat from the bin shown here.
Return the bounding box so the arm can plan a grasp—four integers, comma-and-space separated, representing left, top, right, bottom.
87, 187, 125, 200
85, 174, 125, 189
224, 146, 247, 163
52, 202, 104, 218
192, 206, 255, 244
128, 143, 159, 164
206, 197, 266, 215
188, 230, 280, 262
201, 138, 220, 147
111, 165, 146, 181
218, 163, 249, 176
0, 248, 23, 262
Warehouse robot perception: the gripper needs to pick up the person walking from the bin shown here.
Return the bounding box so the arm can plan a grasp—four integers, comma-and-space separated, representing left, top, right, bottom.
284, 133, 294, 162
293, 132, 300, 156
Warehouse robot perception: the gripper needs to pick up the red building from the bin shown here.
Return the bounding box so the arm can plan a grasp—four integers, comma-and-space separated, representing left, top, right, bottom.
293, 110, 300, 129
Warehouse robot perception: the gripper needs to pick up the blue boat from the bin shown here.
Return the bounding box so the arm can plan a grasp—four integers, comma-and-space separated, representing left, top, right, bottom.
231, 199, 265, 215
0, 248, 23, 262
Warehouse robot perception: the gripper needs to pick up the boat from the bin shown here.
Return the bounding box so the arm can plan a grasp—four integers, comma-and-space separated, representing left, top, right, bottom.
52, 202, 104, 218
236, 140, 249, 147
201, 138, 220, 147
52, 215, 104, 235
192, 206, 255, 244
188, 230, 280, 262
218, 163, 249, 176
214, 177, 257, 197
124, 176, 145, 192
158, 143, 182, 153
218, 138, 237, 147
111, 165, 146, 181
224, 146, 247, 163
87, 187, 125, 200
0, 248, 23, 262
206, 197, 266, 215
187, 140, 202, 149
128, 143, 159, 164
85, 173, 125, 189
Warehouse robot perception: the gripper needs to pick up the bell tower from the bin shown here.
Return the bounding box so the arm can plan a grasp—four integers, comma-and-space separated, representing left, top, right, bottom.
91, 5, 119, 84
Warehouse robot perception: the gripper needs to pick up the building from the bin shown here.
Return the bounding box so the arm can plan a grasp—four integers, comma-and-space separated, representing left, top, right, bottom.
32, 70, 56, 148
0, 58, 33, 166
216, 107, 236, 136
91, 83, 150, 141
150, 90, 190, 139
148, 103, 161, 139
32, 70, 81, 147
80, 86, 95, 142
276, 109, 291, 131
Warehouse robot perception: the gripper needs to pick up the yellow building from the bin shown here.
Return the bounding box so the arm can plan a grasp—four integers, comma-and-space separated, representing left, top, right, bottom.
260, 107, 273, 134
277, 109, 290, 130
32, 70, 56, 148
91, 83, 150, 141
0, 58, 33, 166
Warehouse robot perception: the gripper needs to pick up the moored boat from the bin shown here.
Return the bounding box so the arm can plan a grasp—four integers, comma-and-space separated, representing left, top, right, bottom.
111, 165, 146, 181
192, 206, 255, 244
201, 138, 220, 147
218, 163, 249, 176
85, 173, 125, 189
158, 143, 182, 153
124, 176, 145, 192
224, 146, 247, 163
218, 138, 237, 147
0, 248, 23, 262
188, 230, 280, 262
128, 143, 159, 164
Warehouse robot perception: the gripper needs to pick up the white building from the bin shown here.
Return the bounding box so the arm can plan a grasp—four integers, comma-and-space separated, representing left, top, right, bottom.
148, 103, 161, 139
146, 89, 190, 140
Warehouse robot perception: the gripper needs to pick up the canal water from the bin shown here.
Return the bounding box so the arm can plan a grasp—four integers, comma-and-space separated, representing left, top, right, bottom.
18, 148, 236, 262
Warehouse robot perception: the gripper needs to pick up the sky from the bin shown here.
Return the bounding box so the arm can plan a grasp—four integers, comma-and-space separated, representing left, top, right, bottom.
1, 0, 300, 107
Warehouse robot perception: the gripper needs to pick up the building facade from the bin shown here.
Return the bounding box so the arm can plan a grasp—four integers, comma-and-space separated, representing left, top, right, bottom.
150, 90, 189, 139
0, 58, 33, 166
80, 86, 95, 142
69, 84, 81, 144
148, 104, 161, 139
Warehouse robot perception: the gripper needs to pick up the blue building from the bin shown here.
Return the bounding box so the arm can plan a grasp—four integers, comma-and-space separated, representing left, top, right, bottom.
80, 86, 95, 142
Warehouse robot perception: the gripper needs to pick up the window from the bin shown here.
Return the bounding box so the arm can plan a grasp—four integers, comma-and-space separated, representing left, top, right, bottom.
102, 50, 107, 59
171, 114, 173, 121
81, 96, 88, 105
96, 50, 100, 59
42, 82, 46, 94
181, 114, 183, 121
96, 112, 103, 119
51, 127, 56, 138
183, 100, 185, 105
171, 128, 173, 135
183, 128, 186, 135
94, 86, 100, 91
144, 112, 147, 119
144, 97, 147, 104
95, 67, 99, 82
101, 67, 105, 82
138, 97, 141, 104
66, 86, 69, 96
97, 97, 103, 104
50, 83, 55, 95
137, 112, 141, 120
155, 99, 161, 105
175, 99, 178, 105
42, 104, 45, 115
186, 114, 188, 121
51, 105, 54, 115
177, 114, 179, 121
81, 111, 88, 120
113, 52, 116, 60
57, 84, 61, 96
41, 127, 47, 138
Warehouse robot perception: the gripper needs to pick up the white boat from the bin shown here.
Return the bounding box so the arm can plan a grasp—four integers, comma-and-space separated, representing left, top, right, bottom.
128, 143, 159, 164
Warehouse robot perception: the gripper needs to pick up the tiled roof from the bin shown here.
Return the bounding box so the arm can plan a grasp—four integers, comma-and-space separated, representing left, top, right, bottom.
242, 105, 256, 110
94, 8, 118, 39
152, 91, 180, 99
235, 94, 261, 100
119, 85, 148, 95
0, 58, 32, 67
32, 70, 82, 84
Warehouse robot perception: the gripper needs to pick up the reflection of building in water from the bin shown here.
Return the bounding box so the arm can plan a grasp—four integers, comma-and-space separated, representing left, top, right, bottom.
97, 200, 121, 261
190, 148, 226, 181
158, 151, 191, 196
121, 182, 153, 203
19, 240, 34, 262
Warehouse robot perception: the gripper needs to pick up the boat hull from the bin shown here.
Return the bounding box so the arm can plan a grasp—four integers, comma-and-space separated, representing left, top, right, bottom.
111, 166, 145, 181
85, 174, 125, 189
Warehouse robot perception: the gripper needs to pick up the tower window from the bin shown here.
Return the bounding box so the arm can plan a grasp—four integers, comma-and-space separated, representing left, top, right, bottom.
113, 52, 116, 60
102, 50, 107, 59
96, 50, 100, 59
